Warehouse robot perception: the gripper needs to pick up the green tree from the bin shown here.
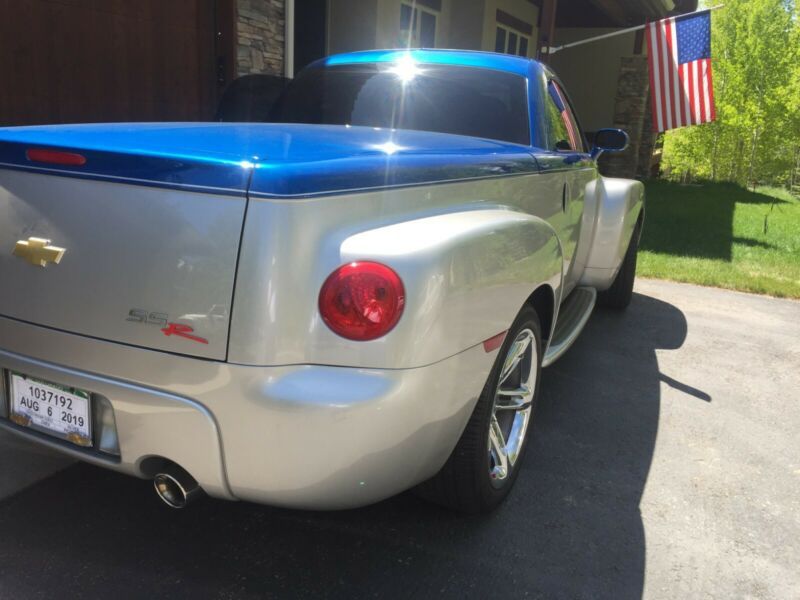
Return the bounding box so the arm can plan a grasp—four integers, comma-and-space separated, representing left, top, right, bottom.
661, 0, 799, 188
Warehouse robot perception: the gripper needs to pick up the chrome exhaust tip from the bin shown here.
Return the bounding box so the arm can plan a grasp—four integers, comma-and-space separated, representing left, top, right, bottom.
153, 466, 203, 509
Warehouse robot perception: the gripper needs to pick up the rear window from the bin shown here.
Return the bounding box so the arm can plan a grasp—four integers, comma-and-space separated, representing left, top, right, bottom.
270, 63, 531, 146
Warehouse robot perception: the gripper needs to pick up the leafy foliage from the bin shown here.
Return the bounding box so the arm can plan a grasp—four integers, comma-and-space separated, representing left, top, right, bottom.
660, 0, 800, 189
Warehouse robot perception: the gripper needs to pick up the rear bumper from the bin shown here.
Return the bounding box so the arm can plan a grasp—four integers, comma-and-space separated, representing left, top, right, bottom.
0, 316, 493, 509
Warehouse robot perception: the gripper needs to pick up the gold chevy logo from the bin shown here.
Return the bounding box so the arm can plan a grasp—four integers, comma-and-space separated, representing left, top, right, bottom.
12, 237, 66, 267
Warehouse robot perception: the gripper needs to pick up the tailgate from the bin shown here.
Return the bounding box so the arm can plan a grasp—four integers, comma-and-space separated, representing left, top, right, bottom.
0, 141, 248, 360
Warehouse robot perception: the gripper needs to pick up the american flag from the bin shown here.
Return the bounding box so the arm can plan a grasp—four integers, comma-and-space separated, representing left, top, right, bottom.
548, 82, 580, 150
647, 10, 716, 133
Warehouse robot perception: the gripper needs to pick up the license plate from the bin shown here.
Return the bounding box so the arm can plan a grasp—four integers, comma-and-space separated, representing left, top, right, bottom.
9, 372, 92, 447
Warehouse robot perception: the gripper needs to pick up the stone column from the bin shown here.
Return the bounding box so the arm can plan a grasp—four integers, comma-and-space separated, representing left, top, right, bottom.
636, 90, 656, 179
600, 55, 653, 180
237, 0, 286, 77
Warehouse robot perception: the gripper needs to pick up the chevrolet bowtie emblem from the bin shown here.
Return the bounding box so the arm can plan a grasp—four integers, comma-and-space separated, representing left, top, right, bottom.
12, 237, 66, 267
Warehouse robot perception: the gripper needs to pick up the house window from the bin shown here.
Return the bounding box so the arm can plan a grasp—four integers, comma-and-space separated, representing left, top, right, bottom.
400, 2, 439, 48
495, 24, 531, 57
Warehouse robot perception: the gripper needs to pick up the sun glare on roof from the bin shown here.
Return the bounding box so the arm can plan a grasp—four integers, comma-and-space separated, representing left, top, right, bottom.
388, 54, 421, 83
374, 141, 403, 155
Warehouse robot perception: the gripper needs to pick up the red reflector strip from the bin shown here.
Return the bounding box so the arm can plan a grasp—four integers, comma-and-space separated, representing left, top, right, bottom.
26, 148, 87, 166
482, 331, 507, 353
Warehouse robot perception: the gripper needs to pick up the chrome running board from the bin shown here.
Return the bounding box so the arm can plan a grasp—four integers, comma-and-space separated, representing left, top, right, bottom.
542, 287, 596, 367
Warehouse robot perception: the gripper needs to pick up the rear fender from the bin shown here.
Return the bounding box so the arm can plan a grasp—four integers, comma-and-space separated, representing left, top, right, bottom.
337, 208, 563, 368
579, 177, 644, 291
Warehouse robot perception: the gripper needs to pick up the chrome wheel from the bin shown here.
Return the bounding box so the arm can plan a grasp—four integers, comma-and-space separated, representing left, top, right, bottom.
488, 328, 537, 487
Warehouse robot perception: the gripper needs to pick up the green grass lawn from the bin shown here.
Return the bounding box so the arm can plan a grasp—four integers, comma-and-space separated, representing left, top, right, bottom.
638, 181, 800, 298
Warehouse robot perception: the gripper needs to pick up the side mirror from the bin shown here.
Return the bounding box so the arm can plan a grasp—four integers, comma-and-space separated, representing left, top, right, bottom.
592, 128, 629, 159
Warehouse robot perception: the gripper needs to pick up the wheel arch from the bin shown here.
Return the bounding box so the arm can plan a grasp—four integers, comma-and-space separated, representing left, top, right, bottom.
525, 284, 556, 343
579, 176, 645, 291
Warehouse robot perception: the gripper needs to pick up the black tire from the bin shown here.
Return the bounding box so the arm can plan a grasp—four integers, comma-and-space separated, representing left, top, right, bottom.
596, 221, 641, 310
415, 306, 543, 514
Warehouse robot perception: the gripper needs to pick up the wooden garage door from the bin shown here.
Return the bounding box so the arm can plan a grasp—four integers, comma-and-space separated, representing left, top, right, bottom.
0, 0, 220, 125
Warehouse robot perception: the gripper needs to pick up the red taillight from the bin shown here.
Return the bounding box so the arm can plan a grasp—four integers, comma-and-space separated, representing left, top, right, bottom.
26, 148, 87, 166
319, 261, 405, 341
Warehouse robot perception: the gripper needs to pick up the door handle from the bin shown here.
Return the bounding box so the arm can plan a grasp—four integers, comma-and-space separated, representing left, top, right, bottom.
562, 182, 569, 212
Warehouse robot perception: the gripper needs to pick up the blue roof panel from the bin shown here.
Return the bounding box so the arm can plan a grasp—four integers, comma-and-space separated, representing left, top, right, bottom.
0, 123, 539, 197
323, 49, 538, 78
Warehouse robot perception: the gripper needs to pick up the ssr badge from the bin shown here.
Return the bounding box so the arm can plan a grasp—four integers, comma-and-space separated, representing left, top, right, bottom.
127, 309, 208, 345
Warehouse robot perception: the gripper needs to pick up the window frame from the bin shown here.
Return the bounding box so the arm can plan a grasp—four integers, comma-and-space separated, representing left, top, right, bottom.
400, 2, 440, 48
495, 23, 532, 57
546, 79, 587, 153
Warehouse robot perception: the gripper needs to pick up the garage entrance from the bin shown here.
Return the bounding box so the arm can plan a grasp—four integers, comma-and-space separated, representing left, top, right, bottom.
0, 0, 234, 126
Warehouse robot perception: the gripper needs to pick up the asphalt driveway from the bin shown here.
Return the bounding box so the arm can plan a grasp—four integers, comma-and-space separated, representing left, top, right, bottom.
1, 279, 798, 599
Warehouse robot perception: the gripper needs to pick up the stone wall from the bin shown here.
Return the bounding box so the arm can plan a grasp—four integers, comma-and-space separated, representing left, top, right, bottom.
600, 55, 654, 180
237, 0, 285, 76
636, 91, 656, 179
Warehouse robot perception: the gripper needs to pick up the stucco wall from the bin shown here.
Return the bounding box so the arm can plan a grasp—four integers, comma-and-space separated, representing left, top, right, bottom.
449, 0, 486, 50
327, 0, 378, 53
549, 28, 639, 132
237, 0, 285, 76
549, 28, 655, 179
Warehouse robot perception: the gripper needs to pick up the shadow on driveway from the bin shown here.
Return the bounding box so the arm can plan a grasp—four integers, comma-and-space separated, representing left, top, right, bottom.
0, 293, 693, 599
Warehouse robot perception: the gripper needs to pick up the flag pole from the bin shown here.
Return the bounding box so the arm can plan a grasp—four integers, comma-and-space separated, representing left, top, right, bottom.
543, 5, 724, 56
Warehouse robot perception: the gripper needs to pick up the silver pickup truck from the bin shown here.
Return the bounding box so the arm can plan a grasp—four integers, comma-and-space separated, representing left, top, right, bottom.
0, 50, 643, 513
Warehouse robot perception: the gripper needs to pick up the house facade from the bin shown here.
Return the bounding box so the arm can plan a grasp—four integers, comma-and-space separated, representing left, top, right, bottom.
1, 0, 697, 179
322, 1, 539, 61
